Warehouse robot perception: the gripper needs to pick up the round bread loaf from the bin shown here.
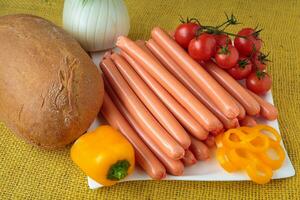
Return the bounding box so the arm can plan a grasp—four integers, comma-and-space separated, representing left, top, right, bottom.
0, 14, 104, 149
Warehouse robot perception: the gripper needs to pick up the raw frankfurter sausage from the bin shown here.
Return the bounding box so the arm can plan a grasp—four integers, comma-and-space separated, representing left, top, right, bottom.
202, 61, 260, 116
132, 41, 208, 138
100, 58, 185, 160
104, 80, 184, 176
204, 135, 216, 148
182, 150, 197, 166
150, 27, 240, 119
210, 128, 225, 136
146, 39, 236, 129
121, 51, 208, 140
135, 40, 154, 55
111, 53, 191, 149
116, 36, 219, 132
135, 41, 220, 134
190, 136, 210, 161
247, 90, 278, 120
101, 93, 166, 179
240, 115, 257, 127
235, 99, 246, 120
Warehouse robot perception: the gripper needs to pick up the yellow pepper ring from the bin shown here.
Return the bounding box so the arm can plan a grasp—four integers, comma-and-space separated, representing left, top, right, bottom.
222, 129, 249, 148
238, 126, 254, 135
223, 129, 269, 153
236, 127, 271, 153
253, 125, 281, 143
244, 134, 270, 153
245, 160, 273, 184
256, 140, 285, 170
216, 125, 284, 184
215, 134, 223, 148
216, 147, 240, 172
226, 148, 253, 169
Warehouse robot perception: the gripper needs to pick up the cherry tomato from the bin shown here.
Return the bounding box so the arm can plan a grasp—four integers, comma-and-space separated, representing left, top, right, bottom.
251, 52, 268, 71
246, 71, 272, 95
215, 45, 239, 69
188, 33, 217, 61
214, 34, 232, 47
234, 28, 262, 56
253, 38, 262, 52
253, 61, 266, 71
227, 57, 252, 80
175, 23, 200, 49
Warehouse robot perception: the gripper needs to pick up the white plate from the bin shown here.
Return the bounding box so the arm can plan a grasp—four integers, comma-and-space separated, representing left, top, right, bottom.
87, 51, 295, 189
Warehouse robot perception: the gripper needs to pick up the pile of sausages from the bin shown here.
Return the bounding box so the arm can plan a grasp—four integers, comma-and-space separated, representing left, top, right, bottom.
100, 27, 278, 180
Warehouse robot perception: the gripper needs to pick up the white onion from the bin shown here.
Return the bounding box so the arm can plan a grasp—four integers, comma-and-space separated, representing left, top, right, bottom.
63, 0, 130, 52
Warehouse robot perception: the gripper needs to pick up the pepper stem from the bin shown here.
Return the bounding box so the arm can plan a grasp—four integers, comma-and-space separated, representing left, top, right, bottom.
107, 160, 130, 181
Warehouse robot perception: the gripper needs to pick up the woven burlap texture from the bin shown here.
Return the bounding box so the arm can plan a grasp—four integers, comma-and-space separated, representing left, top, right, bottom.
0, 0, 299, 199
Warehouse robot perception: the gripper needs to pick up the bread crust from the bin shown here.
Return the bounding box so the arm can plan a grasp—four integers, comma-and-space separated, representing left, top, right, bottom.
0, 14, 104, 149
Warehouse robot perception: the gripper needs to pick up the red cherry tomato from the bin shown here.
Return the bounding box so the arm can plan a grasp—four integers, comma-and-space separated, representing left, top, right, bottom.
253, 38, 262, 52
227, 57, 252, 80
251, 52, 268, 71
246, 71, 272, 95
215, 45, 239, 69
234, 28, 262, 56
214, 34, 232, 47
253, 61, 266, 71
188, 33, 217, 61
175, 23, 200, 49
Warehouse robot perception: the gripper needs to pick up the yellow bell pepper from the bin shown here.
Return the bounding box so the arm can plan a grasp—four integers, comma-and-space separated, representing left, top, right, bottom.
71, 125, 135, 186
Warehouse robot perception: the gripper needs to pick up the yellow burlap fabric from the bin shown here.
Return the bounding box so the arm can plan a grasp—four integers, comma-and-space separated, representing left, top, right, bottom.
0, 0, 299, 199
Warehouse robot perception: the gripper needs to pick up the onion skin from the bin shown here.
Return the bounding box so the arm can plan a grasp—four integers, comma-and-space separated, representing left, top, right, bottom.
63, 0, 130, 52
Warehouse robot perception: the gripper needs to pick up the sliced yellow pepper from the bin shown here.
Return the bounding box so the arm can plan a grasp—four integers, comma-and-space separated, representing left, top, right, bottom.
216, 125, 285, 184
237, 126, 254, 135
71, 125, 135, 186
245, 133, 270, 153
223, 129, 269, 153
253, 125, 281, 143
222, 129, 245, 148
246, 160, 273, 184
256, 139, 285, 170
216, 147, 240, 172
227, 148, 255, 169
215, 134, 224, 148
